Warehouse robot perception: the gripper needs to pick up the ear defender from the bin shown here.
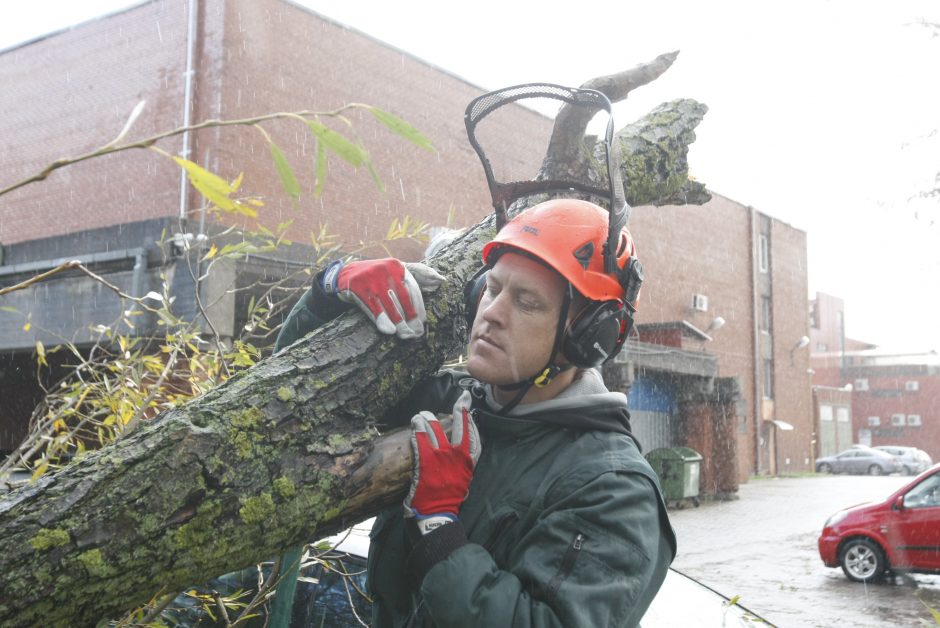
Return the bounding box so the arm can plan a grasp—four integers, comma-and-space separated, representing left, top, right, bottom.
563, 254, 641, 368
563, 300, 631, 368
463, 266, 489, 329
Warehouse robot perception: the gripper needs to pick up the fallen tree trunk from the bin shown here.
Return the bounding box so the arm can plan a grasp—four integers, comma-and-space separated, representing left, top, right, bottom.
0, 56, 708, 625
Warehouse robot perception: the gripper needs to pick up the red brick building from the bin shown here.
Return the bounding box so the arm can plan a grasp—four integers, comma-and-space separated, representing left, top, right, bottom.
625, 194, 814, 485
1, 0, 815, 491
810, 293, 940, 461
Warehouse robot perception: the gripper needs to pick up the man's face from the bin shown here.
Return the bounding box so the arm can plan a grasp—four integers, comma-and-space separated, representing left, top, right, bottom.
467, 252, 567, 386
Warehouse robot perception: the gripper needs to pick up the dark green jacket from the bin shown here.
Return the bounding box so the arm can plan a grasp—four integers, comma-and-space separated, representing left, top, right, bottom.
276, 285, 676, 628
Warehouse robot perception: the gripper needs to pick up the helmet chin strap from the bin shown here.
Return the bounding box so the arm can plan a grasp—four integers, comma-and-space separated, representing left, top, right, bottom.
496, 284, 574, 414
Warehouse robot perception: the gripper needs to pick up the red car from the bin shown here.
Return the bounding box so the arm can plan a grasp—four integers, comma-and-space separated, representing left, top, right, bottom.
818, 463, 940, 582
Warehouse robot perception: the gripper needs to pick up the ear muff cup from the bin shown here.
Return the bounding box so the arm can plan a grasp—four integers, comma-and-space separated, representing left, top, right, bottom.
563, 301, 631, 368
463, 266, 488, 329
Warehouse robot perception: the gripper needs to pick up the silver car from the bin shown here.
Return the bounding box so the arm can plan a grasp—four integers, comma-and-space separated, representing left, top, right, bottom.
815, 446, 901, 475
875, 445, 933, 475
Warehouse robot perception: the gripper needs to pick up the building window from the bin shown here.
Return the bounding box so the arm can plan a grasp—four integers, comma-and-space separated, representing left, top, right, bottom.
820, 406, 833, 422
908, 415, 922, 426
891, 414, 906, 427
854, 378, 869, 391
760, 296, 772, 332
763, 359, 774, 399
836, 407, 849, 423
817, 342, 828, 352
867, 416, 881, 426
905, 381, 920, 392
758, 234, 769, 273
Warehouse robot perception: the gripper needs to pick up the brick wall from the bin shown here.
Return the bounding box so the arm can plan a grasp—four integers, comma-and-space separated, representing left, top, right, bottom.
1, 0, 551, 260
770, 219, 814, 473
0, 0, 187, 243
631, 194, 757, 480
849, 366, 940, 461
809, 290, 940, 460
631, 193, 812, 479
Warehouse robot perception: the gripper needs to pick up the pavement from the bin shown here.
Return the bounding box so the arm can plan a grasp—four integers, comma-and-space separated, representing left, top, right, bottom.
668, 474, 940, 627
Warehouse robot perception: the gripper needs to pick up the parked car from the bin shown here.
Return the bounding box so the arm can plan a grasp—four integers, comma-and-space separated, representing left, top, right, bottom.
815, 445, 900, 475
874, 445, 933, 475
165, 519, 770, 626
818, 463, 940, 582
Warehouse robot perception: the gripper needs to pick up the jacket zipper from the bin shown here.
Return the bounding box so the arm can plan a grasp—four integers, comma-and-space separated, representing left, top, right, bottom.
546, 533, 585, 603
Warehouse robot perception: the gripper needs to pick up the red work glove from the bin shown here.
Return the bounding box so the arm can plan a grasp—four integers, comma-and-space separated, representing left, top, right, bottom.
404, 404, 481, 535
322, 258, 444, 339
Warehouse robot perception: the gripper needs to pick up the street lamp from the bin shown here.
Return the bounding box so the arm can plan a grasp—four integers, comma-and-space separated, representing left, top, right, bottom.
706, 316, 726, 334
790, 335, 810, 364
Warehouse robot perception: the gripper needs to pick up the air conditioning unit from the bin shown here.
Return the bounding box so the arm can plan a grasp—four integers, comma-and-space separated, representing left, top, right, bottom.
905, 380, 920, 391
854, 378, 869, 391
691, 293, 708, 312
907, 414, 922, 426
891, 413, 906, 426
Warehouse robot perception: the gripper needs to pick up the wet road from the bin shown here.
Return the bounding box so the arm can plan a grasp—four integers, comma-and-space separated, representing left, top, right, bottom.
668, 474, 940, 627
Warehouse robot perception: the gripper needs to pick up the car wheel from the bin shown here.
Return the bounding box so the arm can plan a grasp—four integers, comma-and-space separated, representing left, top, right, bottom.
817, 463, 832, 474
839, 538, 887, 583
868, 464, 883, 476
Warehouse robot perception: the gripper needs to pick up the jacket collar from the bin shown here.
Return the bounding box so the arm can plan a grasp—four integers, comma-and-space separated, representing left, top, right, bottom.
467, 369, 636, 442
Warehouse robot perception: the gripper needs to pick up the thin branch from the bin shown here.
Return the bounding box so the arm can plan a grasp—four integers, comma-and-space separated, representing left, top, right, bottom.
181, 243, 232, 379
0, 261, 161, 317
231, 556, 284, 627
0, 261, 82, 296
0, 105, 363, 198
212, 589, 234, 628
137, 590, 178, 626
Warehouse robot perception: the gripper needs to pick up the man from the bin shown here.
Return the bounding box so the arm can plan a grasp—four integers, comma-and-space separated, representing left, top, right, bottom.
277, 198, 675, 627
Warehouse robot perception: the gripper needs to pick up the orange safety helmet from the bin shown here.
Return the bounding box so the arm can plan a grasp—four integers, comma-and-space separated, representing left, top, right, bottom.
481, 198, 639, 306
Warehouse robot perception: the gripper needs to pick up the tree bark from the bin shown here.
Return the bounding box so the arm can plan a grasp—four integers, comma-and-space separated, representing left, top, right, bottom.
0, 58, 708, 625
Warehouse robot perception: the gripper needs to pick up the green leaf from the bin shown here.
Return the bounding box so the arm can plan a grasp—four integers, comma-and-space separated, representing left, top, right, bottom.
171, 156, 257, 218
305, 119, 366, 167
366, 160, 385, 193
0, 306, 18, 313
367, 106, 435, 152
217, 242, 260, 257
268, 140, 301, 202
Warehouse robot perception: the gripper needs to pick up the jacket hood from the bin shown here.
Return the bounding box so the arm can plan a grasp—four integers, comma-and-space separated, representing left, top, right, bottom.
470, 368, 639, 449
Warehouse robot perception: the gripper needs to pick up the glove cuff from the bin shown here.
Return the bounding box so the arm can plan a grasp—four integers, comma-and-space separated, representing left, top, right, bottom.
406, 519, 467, 584
320, 259, 344, 295
310, 263, 353, 321
415, 514, 456, 536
